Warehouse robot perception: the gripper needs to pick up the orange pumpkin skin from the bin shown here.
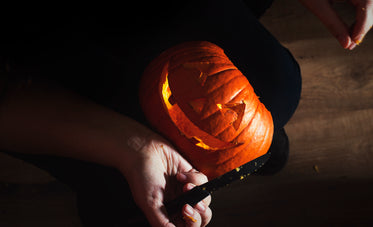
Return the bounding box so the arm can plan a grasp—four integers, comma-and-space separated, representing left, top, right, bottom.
139, 41, 273, 179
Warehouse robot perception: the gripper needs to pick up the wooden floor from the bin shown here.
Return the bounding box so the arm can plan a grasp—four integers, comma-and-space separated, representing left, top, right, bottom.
211, 1, 373, 226
1, 1, 373, 226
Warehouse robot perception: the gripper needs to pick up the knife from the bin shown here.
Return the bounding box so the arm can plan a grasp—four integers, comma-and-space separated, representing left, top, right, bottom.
165, 151, 271, 215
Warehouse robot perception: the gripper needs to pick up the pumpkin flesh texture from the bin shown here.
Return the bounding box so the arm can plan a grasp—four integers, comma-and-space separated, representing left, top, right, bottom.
139, 41, 274, 179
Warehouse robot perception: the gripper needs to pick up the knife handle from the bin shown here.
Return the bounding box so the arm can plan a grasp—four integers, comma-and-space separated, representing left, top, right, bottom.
165, 186, 210, 216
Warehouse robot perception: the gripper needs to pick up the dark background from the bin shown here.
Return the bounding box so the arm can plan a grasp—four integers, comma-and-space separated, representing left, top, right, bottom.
1, 0, 373, 226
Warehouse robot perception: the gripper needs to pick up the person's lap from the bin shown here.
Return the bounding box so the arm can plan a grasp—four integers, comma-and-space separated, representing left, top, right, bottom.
43, 0, 300, 130
3, 0, 301, 225
84, 0, 301, 130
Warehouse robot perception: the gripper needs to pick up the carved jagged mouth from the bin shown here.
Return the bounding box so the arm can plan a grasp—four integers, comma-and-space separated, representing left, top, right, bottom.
160, 66, 241, 151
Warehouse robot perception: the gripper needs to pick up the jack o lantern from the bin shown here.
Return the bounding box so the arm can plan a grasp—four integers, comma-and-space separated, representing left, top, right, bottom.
139, 41, 273, 179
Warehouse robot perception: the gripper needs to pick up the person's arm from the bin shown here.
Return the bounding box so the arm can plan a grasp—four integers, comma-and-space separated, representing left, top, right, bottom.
0, 79, 212, 227
299, 0, 373, 50
0, 79, 145, 168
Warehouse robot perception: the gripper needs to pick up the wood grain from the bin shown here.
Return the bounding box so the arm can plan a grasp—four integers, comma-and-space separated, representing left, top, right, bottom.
210, 1, 373, 226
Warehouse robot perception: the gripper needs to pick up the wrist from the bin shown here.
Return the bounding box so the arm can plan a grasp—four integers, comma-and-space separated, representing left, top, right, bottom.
113, 118, 156, 179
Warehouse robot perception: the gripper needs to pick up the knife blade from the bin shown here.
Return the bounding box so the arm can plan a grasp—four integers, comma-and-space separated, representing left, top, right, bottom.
165, 151, 271, 215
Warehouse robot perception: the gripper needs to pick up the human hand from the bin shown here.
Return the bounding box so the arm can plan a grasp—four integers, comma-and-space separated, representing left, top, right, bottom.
299, 0, 373, 49
120, 133, 212, 227
0, 76, 212, 226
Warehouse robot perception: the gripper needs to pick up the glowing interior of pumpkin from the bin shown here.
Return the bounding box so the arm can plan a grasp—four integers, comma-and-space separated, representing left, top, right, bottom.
160, 67, 239, 151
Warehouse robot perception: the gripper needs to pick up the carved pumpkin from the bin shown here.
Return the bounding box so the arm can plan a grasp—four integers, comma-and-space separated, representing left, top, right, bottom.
139, 41, 274, 179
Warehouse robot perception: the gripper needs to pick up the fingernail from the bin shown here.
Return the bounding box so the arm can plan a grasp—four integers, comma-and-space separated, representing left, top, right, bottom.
183, 183, 196, 193
183, 204, 197, 223
184, 204, 194, 216
349, 42, 357, 50
195, 201, 206, 212
186, 183, 195, 191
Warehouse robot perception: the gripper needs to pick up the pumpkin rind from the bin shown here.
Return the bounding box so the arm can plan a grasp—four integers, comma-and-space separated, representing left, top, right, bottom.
139, 41, 274, 179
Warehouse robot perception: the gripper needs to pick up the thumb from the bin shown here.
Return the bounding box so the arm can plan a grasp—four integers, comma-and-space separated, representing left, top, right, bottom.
350, 1, 373, 44
300, 0, 352, 48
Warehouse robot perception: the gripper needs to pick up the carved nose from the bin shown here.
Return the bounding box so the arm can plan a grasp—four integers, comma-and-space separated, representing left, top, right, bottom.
220, 102, 246, 131
189, 98, 246, 136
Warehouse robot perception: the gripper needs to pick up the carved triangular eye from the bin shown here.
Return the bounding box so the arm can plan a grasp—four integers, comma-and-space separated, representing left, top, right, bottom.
217, 102, 246, 131
225, 102, 245, 130
189, 98, 207, 114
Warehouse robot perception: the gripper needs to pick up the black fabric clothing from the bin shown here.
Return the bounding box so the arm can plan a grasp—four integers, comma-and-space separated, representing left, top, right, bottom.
2, 0, 299, 130
1, 0, 301, 226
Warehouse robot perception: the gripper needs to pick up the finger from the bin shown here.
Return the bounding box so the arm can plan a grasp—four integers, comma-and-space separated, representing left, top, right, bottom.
183, 183, 212, 207
177, 170, 208, 186
189, 202, 212, 227
183, 182, 197, 192
198, 206, 212, 227
183, 204, 202, 227
350, 1, 373, 44
348, 42, 357, 50
179, 171, 212, 206
181, 200, 212, 227
300, 0, 352, 48
194, 201, 212, 227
